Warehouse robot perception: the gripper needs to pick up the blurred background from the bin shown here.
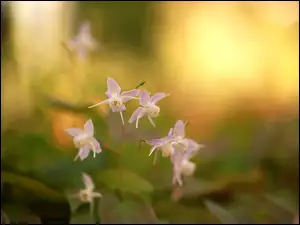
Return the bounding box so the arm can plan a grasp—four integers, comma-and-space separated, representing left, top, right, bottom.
1, 1, 299, 224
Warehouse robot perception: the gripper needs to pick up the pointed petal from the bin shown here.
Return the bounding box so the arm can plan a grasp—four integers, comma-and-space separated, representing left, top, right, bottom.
140, 90, 150, 106
121, 89, 140, 102
88, 99, 110, 109
168, 128, 173, 137
90, 137, 102, 153
173, 120, 186, 137
147, 138, 166, 146
128, 107, 144, 124
75, 145, 90, 161
82, 173, 95, 190
65, 128, 83, 137
106, 77, 121, 97
84, 119, 94, 136
91, 191, 102, 198
150, 92, 169, 104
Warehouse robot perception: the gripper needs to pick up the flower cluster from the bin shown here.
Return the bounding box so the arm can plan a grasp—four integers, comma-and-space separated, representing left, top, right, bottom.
146, 120, 204, 186
64, 24, 204, 208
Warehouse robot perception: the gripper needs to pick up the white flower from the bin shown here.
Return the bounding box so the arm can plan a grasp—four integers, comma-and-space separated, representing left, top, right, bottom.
146, 128, 175, 164
67, 21, 97, 60
69, 173, 102, 216
129, 90, 169, 128
171, 139, 204, 187
65, 119, 102, 161
88, 77, 140, 125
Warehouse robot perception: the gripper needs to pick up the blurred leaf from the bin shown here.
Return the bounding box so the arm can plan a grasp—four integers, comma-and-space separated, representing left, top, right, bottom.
1, 171, 63, 201
264, 193, 296, 214
96, 169, 153, 194
1, 210, 10, 224
99, 194, 158, 224
204, 200, 238, 224
70, 212, 95, 224
2, 203, 41, 224
171, 177, 225, 201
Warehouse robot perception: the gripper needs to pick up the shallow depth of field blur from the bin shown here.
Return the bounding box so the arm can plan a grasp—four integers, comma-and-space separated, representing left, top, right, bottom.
1, 1, 299, 224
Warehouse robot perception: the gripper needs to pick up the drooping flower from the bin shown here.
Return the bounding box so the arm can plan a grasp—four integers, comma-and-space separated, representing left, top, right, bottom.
147, 128, 175, 164
69, 173, 102, 216
171, 139, 203, 187
67, 21, 97, 60
147, 120, 202, 162
65, 119, 102, 160
88, 77, 140, 125
129, 90, 169, 128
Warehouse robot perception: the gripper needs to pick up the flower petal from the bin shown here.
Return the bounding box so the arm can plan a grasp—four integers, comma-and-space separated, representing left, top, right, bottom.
173, 120, 186, 137
65, 128, 83, 137
106, 77, 121, 97
111, 104, 126, 112
150, 92, 169, 104
75, 145, 90, 161
147, 138, 167, 146
128, 107, 145, 123
186, 139, 201, 151
121, 89, 140, 102
91, 191, 102, 198
140, 90, 150, 106
84, 119, 94, 136
82, 173, 95, 190
90, 137, 102, 153
168, 128, 173, 137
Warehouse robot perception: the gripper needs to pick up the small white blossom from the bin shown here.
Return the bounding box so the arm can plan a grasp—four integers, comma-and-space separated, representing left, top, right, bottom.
129, 90, 169, 128
171, 137, 203, 187
88, 77, 140, 125
67, 21, 97, 60
65, 119, 102, 161
69, 173, 102, 216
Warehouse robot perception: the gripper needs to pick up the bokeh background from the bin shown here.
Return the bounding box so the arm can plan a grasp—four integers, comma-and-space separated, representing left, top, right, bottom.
1, 1, 299, 224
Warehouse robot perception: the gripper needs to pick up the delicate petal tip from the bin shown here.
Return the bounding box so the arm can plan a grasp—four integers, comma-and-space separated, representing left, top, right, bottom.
92, 192, 102, 198
84, 119, 94, 136
150, 92, 170, 104
128, 107, 144, 124
91, 138, 102, 153
107, 77, 121, 96
65, 128, 83, 137
140, 90, 150, 106
77, 146, 90, 161
82, 173, 95, 190
173, 120, 186, 137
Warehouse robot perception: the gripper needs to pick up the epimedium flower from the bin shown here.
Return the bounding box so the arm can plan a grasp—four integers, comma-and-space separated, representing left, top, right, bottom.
129, 90, 169, 128
69, 173, 102, 216
88, 77, 140, 125
67, 21, 98, 60
65, 119, 102, 161
171, 139, 203, 187
147, 128, 176, 164
147, 120, 190, 162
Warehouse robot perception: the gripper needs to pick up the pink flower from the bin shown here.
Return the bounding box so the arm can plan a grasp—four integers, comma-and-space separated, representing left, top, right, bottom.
65, 119, 102, 161
129, 90, 169, 128
88, 77, 140, 125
